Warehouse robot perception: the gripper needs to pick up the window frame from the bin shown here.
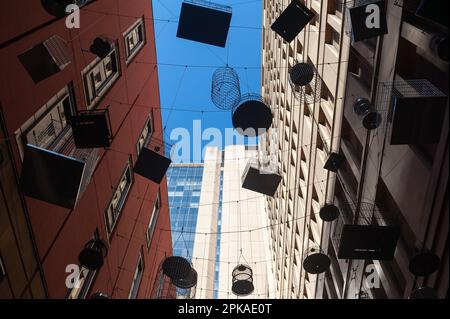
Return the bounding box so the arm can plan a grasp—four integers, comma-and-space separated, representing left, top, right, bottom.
128, 248, 145, 299
136, 112, 154, 156
124, 17, 147, 64
82, 42, 121, 109
104, 158, 134, 237
145, 190, 161, 248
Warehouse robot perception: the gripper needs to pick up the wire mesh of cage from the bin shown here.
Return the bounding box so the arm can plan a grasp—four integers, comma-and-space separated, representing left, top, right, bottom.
288, 62, 322, 105
211, 66, 241, 110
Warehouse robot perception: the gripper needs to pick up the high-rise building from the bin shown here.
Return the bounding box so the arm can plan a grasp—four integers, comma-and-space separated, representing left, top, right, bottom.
261, 0, 448, 299
166, 164, 204, 260
166, 146, 275, 299
0, 0, 172, 298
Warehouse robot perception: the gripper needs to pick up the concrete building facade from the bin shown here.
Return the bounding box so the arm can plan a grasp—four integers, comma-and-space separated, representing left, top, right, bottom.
261, 0, 448, 299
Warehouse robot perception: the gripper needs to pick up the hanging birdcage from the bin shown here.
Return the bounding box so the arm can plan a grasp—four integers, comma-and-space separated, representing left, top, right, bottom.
302, 246, 330, 274
408, 249, 441, 277
352, 97, 382, 130
232, 93, 273, 137
319, 203, 340, 222
331, 202, 400, 260
344, 0, 383, 37
134, 137, 172, 184
231, 264, 254, 296
211, 66, 241, 110
151, 256, 197, 299
409, 287, 437, 299
288, 62, 322, 105
78, 239, 108, 271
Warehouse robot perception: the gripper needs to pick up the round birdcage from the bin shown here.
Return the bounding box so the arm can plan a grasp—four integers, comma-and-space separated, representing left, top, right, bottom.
302, 247, 330, 274
409, 249, 441, 277
211, 66, 241, 110
362, 111, 382, 130
232, 93, 273, 137
78, 239, 108, 271
409, 287, 437, 299
319, 204, 340, 222
232, 264, 254, 296
152, 257, 197, 299
162, 256, 193, 281
353, 97, 372, 116
288, 62, 322, 104
90, 292, 109, 299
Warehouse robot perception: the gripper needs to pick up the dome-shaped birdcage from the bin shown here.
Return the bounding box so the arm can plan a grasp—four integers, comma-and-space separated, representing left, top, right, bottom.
211, 66, 241, 110
408, 249, 441, 277
232, 93, 273, 137
353, 97, 382, 130
90, 292, 109, 299
288, 62, 322, 105
319, 203, 340, 222
302, 247, 330, 274
232, 264, 254, 296
409, 287, 437, 299
151, 257, 197, 299
78, 239, 108, 271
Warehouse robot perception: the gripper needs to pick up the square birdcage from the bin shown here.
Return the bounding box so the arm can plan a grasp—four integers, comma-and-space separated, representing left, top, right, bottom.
241, 157, 281, 197
332, 202, 400, 260
374, 79, 447, 145
134, 137, 172, 184
177, 0, 232, 47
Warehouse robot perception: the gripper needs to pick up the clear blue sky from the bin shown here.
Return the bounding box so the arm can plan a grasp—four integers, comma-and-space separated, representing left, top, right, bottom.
152, 0, 262, 162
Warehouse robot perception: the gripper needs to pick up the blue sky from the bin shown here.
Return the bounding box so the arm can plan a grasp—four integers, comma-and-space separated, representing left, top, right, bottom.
152, 0, 262, 162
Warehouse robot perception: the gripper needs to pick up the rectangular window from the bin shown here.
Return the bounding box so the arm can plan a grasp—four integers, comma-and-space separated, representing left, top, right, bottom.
128, 249, 144, 299
105, 159, 133, 235
146, 191, 161, 248
0, 255, 5, 281
82, 43, 120, 109
136, 113, 154, 156
15, 85, 76, 159
124, 18, 146, 63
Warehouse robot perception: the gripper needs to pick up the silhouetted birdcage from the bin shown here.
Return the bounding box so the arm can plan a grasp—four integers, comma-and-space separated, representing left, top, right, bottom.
232, 93, 273, 137
151, 256, 197, 299
232, 264, 254, 296
319, 203, 340, 222
408, 248, 441, 277
211, 66, 241, 110
302, 246, 330, 274
331, 202, 400, 260
352, 97, 382, 130
288, 62, 322, 105
78, 239, 108, 271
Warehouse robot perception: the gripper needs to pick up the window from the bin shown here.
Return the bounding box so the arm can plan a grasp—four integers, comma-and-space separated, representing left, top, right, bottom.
15, 85, 76, 159
82, 43, 120, 109
146, 191, 161, 248
105, 159, 133, 235
136, 113, 154, 156
124, 18, 146, 63
128, 249, 144, 299
0, 255, 5, 281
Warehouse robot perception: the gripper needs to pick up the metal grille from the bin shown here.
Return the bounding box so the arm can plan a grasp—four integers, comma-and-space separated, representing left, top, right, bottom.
184, 0, 232, 13
43, 35, 72, 70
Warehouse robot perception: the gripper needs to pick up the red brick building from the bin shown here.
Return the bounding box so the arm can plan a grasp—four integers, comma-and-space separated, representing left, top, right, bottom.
0, 0, 172, 298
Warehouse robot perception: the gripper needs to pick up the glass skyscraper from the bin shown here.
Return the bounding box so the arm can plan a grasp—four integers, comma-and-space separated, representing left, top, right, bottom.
166, 164, 204, 261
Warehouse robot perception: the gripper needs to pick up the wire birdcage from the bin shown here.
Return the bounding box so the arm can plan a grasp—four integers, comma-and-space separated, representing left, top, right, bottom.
331, 201, 400, 260
288, 62, 322, 104
232, 93, 273, 137
211, 66, 241, 110
231, 264, 254, 296
302, 246, 330, 274
151, 256, 197, 299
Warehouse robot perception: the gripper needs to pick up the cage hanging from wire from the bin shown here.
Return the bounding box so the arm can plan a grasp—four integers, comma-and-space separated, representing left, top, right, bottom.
302, 246, 330, 274
211, 66, 241, 110
231, 264, 254, 296
288, 61, 322, 105
232, 93, 273, 137
151, 256, 197, 299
